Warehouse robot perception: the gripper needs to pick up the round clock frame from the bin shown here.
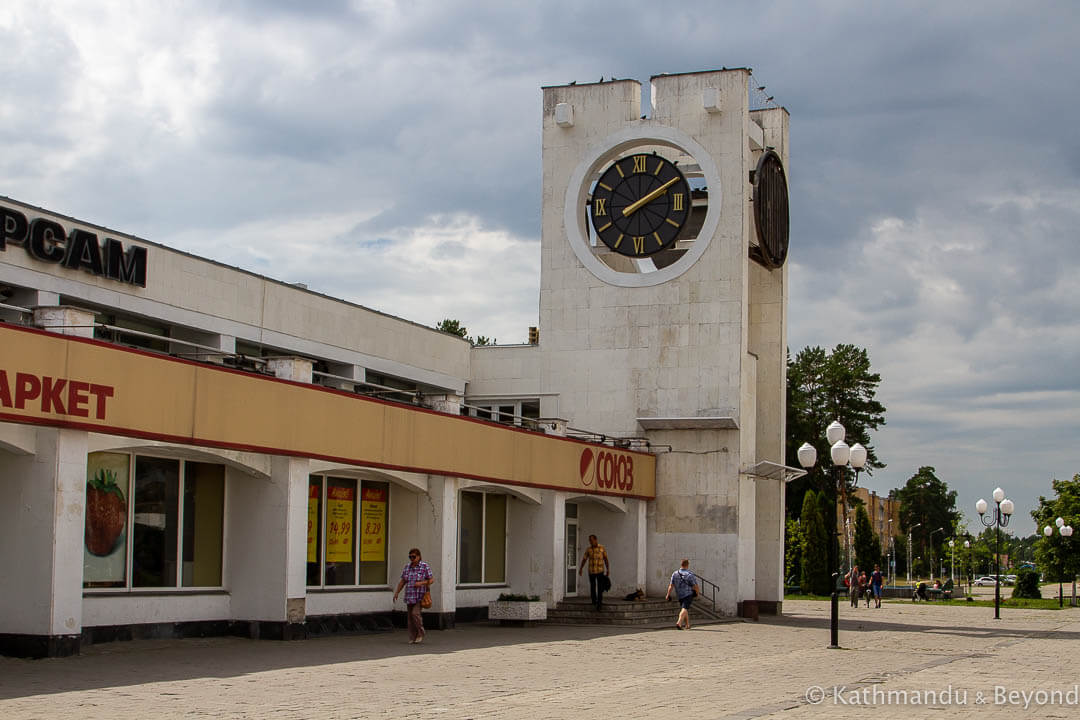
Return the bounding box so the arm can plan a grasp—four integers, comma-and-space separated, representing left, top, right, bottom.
751, 149, 789, 269
563, 126, 722, 288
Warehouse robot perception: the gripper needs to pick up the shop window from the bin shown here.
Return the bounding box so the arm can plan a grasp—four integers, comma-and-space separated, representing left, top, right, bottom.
307, 476, 389, 587
458, 490, 507, 584
182, 462, 225, 586
83, 452, 225, 590
133, 457, 180, 587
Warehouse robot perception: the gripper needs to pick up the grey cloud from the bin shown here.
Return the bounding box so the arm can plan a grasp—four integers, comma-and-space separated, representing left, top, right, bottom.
4, 0, 1079, 533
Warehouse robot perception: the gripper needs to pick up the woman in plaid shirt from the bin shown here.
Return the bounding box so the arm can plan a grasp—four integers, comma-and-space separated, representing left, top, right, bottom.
394, 547, 434, 644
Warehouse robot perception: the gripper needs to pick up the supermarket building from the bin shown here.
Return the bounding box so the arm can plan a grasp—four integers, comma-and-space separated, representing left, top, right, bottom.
0, 69, 797, 658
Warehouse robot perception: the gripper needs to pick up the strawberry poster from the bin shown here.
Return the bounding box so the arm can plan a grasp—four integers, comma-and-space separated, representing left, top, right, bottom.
83, 452, 130, 587
360, 486, 387, 562
325, 485, 355, 563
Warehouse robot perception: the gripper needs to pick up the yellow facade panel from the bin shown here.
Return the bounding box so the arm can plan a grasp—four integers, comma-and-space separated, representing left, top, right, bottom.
0, 325, 654, 499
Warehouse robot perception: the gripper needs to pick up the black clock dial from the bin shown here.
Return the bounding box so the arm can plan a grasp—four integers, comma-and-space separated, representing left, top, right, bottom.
589, 153, 691, 257
752, 150, 789, 269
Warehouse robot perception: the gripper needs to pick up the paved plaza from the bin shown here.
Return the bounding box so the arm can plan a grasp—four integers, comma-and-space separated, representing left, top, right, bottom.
2, 598, 1078, 719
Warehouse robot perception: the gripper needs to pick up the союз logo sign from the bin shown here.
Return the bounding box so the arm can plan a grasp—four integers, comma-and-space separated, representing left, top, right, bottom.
579, 447, 635, 492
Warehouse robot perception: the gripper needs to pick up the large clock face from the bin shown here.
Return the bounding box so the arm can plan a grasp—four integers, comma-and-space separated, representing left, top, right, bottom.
564, 126, 721, 288
590, 153, 691, 257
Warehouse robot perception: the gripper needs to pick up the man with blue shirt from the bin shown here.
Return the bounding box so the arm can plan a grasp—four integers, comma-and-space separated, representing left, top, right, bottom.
665, 558, 701, 630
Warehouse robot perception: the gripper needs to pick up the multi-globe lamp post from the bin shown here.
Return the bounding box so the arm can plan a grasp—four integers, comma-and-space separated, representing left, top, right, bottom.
976, 488, 1014, 620
948, 539, 955, 583
1043, 518, 1075, 608
797, 419, 867, 649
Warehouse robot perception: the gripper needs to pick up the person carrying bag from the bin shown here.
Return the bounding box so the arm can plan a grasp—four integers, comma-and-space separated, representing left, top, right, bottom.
393, 547, 434, 644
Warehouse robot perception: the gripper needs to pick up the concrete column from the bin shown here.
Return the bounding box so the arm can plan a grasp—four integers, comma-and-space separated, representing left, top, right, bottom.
33, 305, 96, 338
540, 418, 568, 436
0, 427, 88, 657
227, 456, 310, 639
425, 394, 463, 415
508, 490, 560, 605
633, 499, 647, 591
416, 475, 458, 628
266, 357, 314, 384
755, 477, 784, 614
736, 474, 758, 619
552, 493, 566, 604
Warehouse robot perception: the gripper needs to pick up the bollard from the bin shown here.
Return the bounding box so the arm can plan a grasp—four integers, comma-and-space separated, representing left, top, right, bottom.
828, 572, 840, 649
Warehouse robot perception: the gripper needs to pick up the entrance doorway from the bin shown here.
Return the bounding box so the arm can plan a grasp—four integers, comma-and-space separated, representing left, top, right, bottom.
565, 503, 578, 596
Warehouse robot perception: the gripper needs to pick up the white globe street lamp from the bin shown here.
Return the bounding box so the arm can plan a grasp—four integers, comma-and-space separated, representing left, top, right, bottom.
1044, 521, 1076, 607
977, 490, 1014, 619
948, 539, 955, 583
797, 419, 869, 649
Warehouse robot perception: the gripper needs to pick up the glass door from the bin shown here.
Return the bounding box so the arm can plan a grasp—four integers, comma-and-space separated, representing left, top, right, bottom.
565, 503, 578, 596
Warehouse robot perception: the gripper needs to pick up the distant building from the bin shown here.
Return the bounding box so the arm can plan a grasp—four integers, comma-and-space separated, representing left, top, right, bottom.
835, 487, 901, 546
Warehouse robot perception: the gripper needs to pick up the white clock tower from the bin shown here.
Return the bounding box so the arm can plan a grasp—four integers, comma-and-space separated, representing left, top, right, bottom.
538, 69, 792, 615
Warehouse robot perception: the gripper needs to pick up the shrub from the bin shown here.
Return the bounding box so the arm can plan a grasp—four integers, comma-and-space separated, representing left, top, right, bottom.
497, 593, 540, 601
1011, 568, 1041, 599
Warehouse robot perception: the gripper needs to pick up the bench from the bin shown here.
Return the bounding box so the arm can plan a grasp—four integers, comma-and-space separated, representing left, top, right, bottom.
913, 580, 954, 601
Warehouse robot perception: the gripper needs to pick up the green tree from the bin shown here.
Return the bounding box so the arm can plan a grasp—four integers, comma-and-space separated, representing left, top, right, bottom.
853, 505, 882, 571
436, 318, 468, 337
894, 466, 960, 568
800, 490, 830, 595
1031, 474, 1080, 584
436, 319, 495, 346
1012, 568, 1041, 599
785, 344, 887, 524
785, 517, 804, 584
818, 487, 839, 579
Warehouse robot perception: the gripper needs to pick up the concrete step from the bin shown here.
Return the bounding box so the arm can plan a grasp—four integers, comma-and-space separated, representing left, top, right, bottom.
546, 596, 731, 627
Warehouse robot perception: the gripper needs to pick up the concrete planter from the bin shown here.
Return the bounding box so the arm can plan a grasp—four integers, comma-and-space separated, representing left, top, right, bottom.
488, 600, 547, 621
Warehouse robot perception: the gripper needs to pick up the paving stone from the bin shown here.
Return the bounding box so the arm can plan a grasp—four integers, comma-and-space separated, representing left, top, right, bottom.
1, 600, 1077, 719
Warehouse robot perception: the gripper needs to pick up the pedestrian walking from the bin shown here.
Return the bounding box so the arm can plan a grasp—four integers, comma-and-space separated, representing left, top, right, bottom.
578, 534, 610, 611
846, 565, 860, 607
871, 564, 884, 608
665, 559, 701, 630
393, 547, 433, 644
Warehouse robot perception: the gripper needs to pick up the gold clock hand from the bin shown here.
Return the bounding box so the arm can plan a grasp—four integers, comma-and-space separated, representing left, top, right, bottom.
621, 176, 680, 217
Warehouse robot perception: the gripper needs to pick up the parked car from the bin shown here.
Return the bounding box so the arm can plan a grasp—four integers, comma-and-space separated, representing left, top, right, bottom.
1004, 574, 1017, 585
973, 576, 997, 586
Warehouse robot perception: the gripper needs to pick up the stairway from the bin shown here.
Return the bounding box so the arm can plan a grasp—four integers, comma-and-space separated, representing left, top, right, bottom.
545, 595, 731, 627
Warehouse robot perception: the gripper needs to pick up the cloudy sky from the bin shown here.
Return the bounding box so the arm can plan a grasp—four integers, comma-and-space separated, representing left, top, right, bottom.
3, 1, 1077, 536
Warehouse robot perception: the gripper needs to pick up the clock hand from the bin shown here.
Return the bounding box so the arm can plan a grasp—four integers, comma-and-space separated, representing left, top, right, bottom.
621, 176, 680, 217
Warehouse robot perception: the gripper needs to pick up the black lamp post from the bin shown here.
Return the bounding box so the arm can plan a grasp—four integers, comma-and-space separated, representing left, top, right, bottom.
797, 420, 867, 649
929, 527, 944, 581
964, 539, 973, 595
976, 488, 1014, 620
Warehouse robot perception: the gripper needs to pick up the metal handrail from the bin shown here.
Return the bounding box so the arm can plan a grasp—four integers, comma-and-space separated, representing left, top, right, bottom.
693, 573, 721, 613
